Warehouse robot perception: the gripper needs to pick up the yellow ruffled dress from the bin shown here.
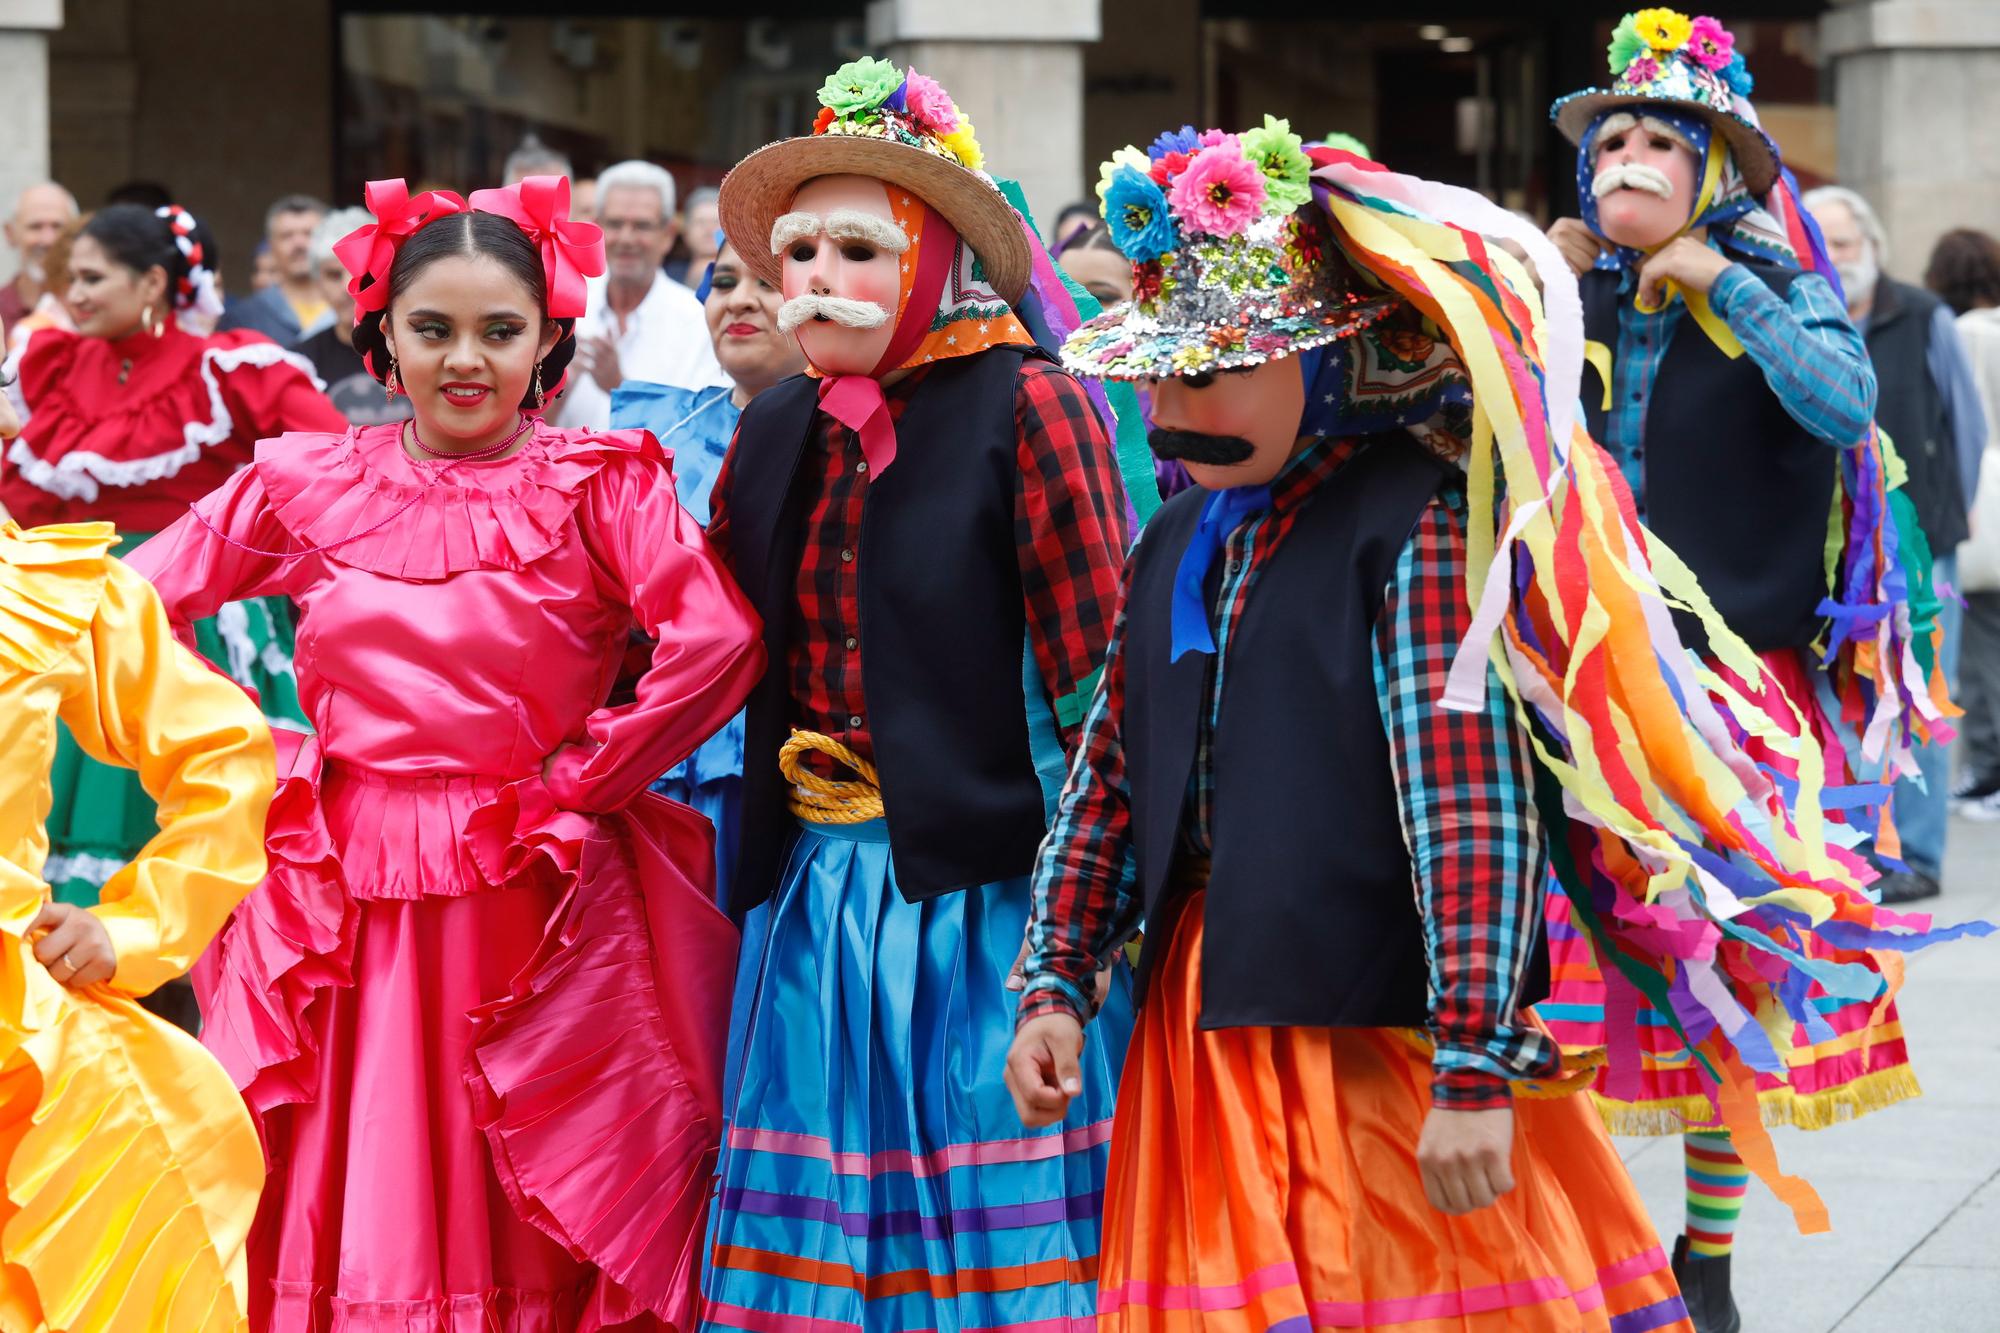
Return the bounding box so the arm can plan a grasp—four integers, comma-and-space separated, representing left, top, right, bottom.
0, 521, 274, 1332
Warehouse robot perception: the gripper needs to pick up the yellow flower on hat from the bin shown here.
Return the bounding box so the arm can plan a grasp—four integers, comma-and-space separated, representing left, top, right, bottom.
940, 115, 984, 171
1632, 7, 1692, 53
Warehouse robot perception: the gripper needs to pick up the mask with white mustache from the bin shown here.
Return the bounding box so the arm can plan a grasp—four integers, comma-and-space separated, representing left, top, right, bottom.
1591, 162, 1676, 201
777, 293, 891, 333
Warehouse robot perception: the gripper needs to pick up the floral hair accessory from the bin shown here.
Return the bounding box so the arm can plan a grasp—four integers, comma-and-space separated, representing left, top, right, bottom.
334, 179, 468, 319
1552, 10, 1779, 195
1062, 119, 1401, 381
467, 175, 606, 320
154, 205, 222, 318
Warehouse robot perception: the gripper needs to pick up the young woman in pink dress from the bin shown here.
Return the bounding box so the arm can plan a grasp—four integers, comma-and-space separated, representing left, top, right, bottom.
130, 177, 763, 1331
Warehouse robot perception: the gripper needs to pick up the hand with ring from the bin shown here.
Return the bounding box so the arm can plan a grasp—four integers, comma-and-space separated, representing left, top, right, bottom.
28, 901, 118, 989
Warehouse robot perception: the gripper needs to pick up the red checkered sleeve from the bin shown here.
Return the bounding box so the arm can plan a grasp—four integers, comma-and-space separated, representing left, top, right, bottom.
1014, 361, 1130, 751
1017, 554, 1139, 1027
1374, 484, 1561, 1111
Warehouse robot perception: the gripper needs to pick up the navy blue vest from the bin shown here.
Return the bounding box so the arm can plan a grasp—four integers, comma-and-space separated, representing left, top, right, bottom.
1122, 434, 1548, 1028
1581, 264, 1838, 652
720, 345, 1069, 912
1865, 277, 1964, 550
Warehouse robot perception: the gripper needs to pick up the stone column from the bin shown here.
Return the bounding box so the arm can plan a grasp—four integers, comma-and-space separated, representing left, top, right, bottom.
1822, 0, 2000, 277
866, 0, 1102, 235
0, 0, 61, 259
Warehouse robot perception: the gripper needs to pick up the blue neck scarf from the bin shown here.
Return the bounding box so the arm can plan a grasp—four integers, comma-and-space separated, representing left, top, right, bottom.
1167, 350, 1333, 660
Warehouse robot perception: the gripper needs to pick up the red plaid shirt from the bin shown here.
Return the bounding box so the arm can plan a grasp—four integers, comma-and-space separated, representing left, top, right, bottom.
709, 357, 1129, 776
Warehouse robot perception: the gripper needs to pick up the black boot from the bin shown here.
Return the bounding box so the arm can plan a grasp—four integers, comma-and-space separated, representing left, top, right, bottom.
1671, 1234, 1743, 1333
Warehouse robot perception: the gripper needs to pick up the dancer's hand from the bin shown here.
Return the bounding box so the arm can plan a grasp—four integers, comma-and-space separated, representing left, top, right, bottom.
1005, 1013, 1086, 1129
1416, 1105, 1516, 1215
1546, 218, 1609, 276
1636, 236, 1732, 305
28, 901, 117, 989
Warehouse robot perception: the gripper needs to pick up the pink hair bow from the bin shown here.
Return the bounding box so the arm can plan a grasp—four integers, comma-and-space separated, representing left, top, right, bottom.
468, 175, 606, 320
334, 179, 468, 319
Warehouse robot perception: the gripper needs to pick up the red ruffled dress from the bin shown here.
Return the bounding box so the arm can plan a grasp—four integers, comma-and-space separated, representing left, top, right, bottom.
129, 422, 764, 1331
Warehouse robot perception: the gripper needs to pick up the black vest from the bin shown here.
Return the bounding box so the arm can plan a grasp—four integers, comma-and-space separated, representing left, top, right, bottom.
721, 345, 1064, 913
1122, 434, 1549, 1028
1581, 264, 1837, 652
1866, 277, 1965, 550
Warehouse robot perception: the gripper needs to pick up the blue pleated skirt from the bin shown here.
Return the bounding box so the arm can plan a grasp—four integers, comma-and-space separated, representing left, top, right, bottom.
703, 817, 1134, 1333
652, 710, 747, 904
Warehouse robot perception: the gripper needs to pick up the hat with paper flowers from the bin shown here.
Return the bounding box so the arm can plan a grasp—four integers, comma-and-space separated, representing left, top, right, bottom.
718, 57, 1032, 304
1551, 9, 1780, 195
1061, 118, 1400, 381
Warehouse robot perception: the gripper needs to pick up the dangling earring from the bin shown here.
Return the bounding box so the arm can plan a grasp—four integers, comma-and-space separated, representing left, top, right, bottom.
385, 351, 401, 400
140, 304, 159, 338
532, 360, 545, 410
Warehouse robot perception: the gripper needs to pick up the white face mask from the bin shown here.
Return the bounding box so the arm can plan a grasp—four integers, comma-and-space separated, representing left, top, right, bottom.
1836, 248, 1880, 307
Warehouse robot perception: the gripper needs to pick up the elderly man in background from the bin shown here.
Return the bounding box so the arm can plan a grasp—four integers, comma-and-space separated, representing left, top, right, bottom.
1807, 185, 1988, 904
1, 183, 79, 341
553, 159, 723, 429
218, 193, 331, 347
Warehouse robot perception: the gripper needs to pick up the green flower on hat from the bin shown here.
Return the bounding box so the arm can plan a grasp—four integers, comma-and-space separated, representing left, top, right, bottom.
1607, 13, 1648, 74
1241, 114, 1312, 215
819, 57, 902, 120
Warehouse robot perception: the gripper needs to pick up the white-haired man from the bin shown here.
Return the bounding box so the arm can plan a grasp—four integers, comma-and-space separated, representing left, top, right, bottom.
553, 159, 724, 428
1, 182, 79, 339
1806, 185, 1987, 904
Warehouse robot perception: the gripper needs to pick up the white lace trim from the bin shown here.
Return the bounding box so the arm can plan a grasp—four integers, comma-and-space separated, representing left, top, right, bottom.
42, 851, 128, 888
6, 341, 326, 503
211, 599, 296, 691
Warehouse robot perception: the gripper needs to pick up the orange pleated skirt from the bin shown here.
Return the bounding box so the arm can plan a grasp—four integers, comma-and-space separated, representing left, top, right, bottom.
1098, 892, 1692, 1333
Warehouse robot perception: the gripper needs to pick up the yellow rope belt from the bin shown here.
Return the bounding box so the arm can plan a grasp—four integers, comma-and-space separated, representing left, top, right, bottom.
780, 729, 884, 824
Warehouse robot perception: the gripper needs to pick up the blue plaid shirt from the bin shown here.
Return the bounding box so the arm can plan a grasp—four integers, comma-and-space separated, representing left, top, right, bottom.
1599, 259, 1877, 520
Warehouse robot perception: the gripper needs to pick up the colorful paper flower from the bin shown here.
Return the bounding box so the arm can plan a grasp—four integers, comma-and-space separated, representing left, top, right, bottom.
940, 116, 984, 171
1686, 16, 1734, 69
1149, 125, 1200, 161
1096, 144, 1155, 206
1623, 54, 1662, 85
812, 106, 837, 135
902, 71, 959, 136
819, 57, 902, 119
1633, 8, 1693, 53
1196, 129, 1240, 152
1168, 143, 1268, 238
1149, 151, 1191, 186
1321, 132, 1372, 159
1607, 13, 1647, 74
1242, 114, 1311, 215
1103, 166, 1178, 263
1720, 50, 1755, 95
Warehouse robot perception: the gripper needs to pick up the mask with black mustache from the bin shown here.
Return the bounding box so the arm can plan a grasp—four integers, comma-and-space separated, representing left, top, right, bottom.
1147, 427, 1257, 466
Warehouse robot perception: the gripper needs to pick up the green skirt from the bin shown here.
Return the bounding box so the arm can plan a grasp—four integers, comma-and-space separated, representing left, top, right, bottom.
44, 530, 306, 907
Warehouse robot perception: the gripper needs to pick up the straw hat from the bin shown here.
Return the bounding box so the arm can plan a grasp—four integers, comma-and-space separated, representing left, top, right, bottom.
1550, 9, 1780, 196
718, 58, 1031, 306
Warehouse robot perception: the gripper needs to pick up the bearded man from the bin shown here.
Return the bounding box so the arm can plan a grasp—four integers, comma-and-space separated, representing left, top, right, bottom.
700, 59, 1136, 1333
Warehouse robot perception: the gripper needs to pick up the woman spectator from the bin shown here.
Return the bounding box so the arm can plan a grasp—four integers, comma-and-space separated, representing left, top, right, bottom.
610, 235, 805, 897
1927, 227, 2000, 817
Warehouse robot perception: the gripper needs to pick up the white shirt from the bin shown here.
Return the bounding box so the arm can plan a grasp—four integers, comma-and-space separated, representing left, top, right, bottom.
553, 270, 727, 429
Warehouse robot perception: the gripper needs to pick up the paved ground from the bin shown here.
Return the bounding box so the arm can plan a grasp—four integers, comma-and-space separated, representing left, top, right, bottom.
1611, 810, 2000, 1332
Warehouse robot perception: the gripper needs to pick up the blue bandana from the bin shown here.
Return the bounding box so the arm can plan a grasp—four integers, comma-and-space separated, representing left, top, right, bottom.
1577, 106, 1784, 271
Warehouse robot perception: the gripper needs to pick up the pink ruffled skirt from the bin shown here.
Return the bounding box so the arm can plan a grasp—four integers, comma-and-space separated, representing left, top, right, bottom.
198, 737, 737, 1332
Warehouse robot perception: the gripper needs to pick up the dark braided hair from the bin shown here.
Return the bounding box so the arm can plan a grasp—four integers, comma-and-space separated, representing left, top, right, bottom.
350, 209, 578, 411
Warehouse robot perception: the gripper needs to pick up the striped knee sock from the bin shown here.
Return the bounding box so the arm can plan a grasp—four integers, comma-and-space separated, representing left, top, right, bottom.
1684, 1131, 1750, 1257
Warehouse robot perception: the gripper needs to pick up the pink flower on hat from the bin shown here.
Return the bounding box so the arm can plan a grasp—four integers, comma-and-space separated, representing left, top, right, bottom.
1623, 53, 1662, 84
1686, 16, 1735, 70
902, 71, 959, 136
1169, 143, 1267, 238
